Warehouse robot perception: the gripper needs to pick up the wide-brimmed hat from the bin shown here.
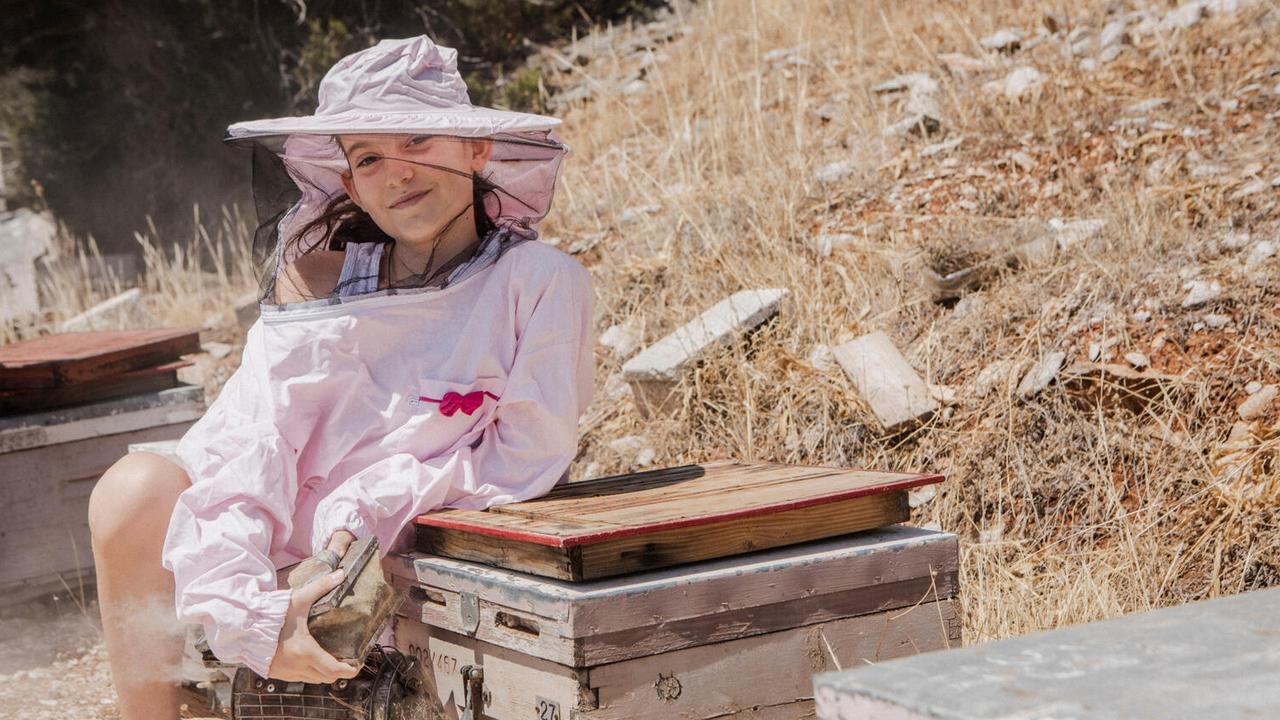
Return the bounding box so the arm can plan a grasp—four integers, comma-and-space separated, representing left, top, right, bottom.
228, 36, 569, 304
227, 36, 560, 139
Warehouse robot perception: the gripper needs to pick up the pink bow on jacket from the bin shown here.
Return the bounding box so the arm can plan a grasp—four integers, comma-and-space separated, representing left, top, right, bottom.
419, 389, 500, 416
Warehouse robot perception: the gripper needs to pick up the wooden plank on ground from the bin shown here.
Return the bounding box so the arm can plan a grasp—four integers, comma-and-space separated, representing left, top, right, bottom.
621, 289, 790, 416
0, 328, 200, 390
832, 331, 937, 432
415, 461, 941, 581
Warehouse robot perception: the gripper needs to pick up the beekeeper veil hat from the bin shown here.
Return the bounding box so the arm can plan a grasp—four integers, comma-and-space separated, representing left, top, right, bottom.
226, 35, 568, 307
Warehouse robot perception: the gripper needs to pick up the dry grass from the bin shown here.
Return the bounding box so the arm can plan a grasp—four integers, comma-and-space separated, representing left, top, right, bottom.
11, 0, 1280, 654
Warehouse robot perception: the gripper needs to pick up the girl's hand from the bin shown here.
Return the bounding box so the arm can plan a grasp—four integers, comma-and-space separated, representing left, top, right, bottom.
266, 569, 362, 683
325, 529, 357, 558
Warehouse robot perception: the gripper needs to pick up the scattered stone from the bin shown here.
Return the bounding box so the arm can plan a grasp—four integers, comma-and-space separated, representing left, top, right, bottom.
952, 294, 987, 319
1203, 313, 1231, 329
599, 318, 643, 359
200, 342, 233, 360
1181, 279, 1222, 307
1238, 384, 1277, 420
871, 73, 937, 96
938, 53, 988, 75
1017, 351, 1067, 399
920, 137, 963, 157
1133, 310, 1152, 322
1220, 230, 1252, 250
978, 524, 1005, 544
808, 343, 835, 372
1100, 19, 1130, 48
928, 383, 958, 405
1127, 97, 1170, 115
1010, 151, 1035, 172
987, 66, 1045, 100
816, 233, 858, 257
908, 484, 937, 508
608, 434, 657, 467
1051, 219, 1106, 249
602, 372, 632, 401
618, 204, 660, 224
621, 78, 648, 96
60, 287, 152, 332
567, 231, 607, 255
1230, 180, 1268, 200
832, 330, 938, 431
1245, 380, 1263, 395
884, 113, 943, 138
622, 288, 790, 416
1124, 351, 1150, 369
1162, 0, 1208, 30
980, 29, 1024, 53
812, 161, 856, 184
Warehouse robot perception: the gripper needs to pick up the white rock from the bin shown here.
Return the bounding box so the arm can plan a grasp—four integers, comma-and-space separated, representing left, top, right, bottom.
920, 137, 963, 157
1050, 218, 1106, 250
1181, 279, 1222, 307
908, 485, 937, 508
635, 447, 657, 467
973, 359, 1021, 398
812, 161, 856, 184
1010, 151, 1035, 171
621, 79, 648, 96
1220, 230, 1252, 250
992, 66, 1044, 100
603, 372, 633, 401
1238, 385, 1277, 420
1230, 179, 1268, 200
567, 231, 606, 255
1088, 342, 1103, 361
883, 113, 942, 138
871, 73, 937, 96
1246, 241, 1277, 268
618, 204, 660, 224
1202, 313, 1231, 329
1246, 380, 1263, 395
1124, 351, 1150, 368
1017, 351, 1067, 398
978, 524, 1005, 544
832, 331, 938, 431
816, 233, 858, 257
808, 343, 835, 371
200, 341, 232, 360
608, 434, 650, 454
599, 318, 643, 359
1127, 97, 1170, 115
980, 29, 1024, 53
1133, 310, 1152, 322
1100, 19, 1129, 47
1162, 1, 1208, 30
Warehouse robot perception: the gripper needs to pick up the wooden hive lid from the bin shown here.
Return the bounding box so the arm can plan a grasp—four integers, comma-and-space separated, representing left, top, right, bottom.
415, 460, 943, 581
0, 328, 200, 390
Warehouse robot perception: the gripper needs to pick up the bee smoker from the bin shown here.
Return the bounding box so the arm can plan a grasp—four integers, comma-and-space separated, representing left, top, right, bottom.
199, 536, 444, 720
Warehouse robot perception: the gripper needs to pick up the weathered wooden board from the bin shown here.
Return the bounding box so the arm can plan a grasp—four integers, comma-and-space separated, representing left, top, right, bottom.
0, 384, 203, 454
394, 599, 958, 720
0, 418, 195, 605
831, 331, 937, 432
391, 526, 958, 667
0, 328, 200, 390
0, 360, 190, 415
415, 461, 942, 581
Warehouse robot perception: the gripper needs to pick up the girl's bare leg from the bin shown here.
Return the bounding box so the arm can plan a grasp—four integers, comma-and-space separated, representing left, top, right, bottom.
89, 451, 192, 720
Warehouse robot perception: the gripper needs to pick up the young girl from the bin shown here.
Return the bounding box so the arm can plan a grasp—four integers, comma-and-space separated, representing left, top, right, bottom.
88, 36, 593, 719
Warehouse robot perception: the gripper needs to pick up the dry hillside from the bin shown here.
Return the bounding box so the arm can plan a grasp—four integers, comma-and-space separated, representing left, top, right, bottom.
2, 0, 1279, 716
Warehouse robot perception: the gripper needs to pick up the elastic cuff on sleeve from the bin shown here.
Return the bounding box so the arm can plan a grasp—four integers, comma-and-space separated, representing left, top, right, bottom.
311, 505, 374, 556
236, 589, 293, 679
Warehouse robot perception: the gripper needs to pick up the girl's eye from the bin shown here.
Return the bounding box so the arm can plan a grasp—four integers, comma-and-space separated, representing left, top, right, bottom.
356, 155, 379, 168
407, 135, 432, 147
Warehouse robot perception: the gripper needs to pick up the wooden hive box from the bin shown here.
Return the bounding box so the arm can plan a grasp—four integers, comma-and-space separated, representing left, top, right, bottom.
390, 525, 960, 720
0, 385, 204, 605
415, 460, 943, 581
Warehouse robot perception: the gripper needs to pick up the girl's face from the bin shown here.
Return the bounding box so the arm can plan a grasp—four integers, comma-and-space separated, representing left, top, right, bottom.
337, 133, 492, 249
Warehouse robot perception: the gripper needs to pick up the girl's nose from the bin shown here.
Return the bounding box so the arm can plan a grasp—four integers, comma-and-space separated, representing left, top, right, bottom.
387, 158, 414, 186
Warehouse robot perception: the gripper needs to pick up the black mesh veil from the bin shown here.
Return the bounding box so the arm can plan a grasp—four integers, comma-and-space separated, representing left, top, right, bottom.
231, 129, 568, 309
